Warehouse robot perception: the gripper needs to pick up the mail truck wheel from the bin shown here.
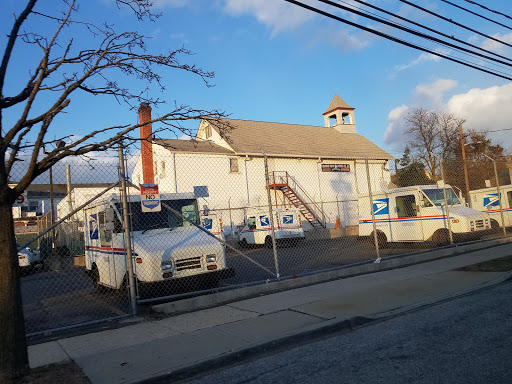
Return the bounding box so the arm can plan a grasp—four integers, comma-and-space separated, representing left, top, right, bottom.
239, 238, 248, 248
264, 236, 273, 249
490, 219, 500, 233
369, 231, 387, 249
433, 228, 451, 246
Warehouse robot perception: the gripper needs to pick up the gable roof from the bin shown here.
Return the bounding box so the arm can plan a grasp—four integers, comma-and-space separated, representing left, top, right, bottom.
156, 139, 234, 155
210, 118, 392, 160
159, 118, 392, 160
323, 94, 354, 115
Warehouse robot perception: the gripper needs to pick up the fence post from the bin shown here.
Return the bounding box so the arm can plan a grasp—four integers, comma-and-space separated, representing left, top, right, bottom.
483, 154, 507, 236
259, 146, 280, 279
365, 158, 380, 261
118, 142, 138, 316
433, 154, 454, 245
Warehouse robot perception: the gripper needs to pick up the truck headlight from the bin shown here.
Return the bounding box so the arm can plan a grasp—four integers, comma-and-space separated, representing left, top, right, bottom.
484, 219, 489, 224
161, 260, 173, 271
206, 254, 217, 263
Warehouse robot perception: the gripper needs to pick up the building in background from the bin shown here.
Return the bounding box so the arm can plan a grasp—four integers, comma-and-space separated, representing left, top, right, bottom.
131, 95, 393, 236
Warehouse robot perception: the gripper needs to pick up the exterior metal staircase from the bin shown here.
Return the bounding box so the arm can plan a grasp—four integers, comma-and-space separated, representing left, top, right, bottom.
268, 171, 326, 229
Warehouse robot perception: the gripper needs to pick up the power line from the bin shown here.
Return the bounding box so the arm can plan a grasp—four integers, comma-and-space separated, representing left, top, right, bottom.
282, 0, 512, 81
441, 0, 512, 30
400, 0, 512, 49
341, 0, 512, 64
462, 0, 512, 22
316, 0, 512, 69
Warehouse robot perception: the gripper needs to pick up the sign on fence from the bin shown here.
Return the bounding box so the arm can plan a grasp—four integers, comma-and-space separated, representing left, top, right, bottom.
140, 184, 161, 212
13, 192, 28, 207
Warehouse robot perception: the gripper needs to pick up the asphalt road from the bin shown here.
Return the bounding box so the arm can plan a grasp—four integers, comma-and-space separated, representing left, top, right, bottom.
181, 279, 512, 384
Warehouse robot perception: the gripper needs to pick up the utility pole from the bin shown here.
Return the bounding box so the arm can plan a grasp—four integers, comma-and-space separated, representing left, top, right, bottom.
460, 124, 471, 207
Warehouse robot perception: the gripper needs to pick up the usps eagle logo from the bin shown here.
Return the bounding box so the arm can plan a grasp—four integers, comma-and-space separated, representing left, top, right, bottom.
259, 215, 269, 226
373, 198, 389, 215
483, 193, 499, 207
89, 214, 99, 239
282, 215, 294, 224
202, 218, 213, 230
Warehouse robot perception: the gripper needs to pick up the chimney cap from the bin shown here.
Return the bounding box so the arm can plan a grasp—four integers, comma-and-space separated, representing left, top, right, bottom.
139, 102, 151, 111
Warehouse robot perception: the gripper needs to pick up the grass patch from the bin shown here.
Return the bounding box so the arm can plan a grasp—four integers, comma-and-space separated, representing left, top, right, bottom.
456, 255, 512, 272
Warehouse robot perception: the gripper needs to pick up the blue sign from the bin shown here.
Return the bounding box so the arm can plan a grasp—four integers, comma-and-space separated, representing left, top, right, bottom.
282, 214, 294, 224
89, 214, 98, 239
373, 198, 389, 215
202, 218, 213, 230
259, 215, 269, 226
483, 193, 499, 207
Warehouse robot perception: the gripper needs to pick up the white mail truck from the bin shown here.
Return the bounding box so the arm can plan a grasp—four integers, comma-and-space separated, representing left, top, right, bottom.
238, 208, 304, 247
83, 192, 234, 292
359, 184, 491, 247
469, 184, 512, 228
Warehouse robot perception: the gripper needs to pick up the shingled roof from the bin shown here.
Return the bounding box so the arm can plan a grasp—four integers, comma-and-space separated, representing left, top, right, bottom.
323, 94, 354, 115
157, 139, 233, 155
157, 118, 392, 160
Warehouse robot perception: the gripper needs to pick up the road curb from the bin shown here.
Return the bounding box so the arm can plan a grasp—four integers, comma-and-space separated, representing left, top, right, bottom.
140, 269, 512, 384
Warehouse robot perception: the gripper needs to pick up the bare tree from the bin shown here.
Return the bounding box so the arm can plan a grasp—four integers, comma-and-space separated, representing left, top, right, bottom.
0, 1, 229, 382
404, 108, 440, 181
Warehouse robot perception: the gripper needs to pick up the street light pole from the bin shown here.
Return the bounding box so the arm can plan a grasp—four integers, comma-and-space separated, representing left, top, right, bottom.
459, 124, 471, 207
482, 153, 507, 236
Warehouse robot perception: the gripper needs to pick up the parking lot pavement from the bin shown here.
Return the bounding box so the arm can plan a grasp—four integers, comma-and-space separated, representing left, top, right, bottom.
22, 233, 497, 339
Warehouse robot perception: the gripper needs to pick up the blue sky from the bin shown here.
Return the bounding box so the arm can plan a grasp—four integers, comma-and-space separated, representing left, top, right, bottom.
2, 0, 512, 175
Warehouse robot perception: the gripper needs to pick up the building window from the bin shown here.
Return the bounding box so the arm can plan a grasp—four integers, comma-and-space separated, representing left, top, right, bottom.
205, 125, 212, 139
161, 161, 166, 178
154, 160, 158, 175
229, 158, 239, 173
396, 195, 417, 218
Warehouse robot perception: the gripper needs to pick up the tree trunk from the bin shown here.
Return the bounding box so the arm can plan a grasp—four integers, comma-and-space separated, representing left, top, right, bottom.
0, 189, 28, 383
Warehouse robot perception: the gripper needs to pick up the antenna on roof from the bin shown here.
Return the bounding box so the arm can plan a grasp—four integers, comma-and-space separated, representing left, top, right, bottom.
146, 83, 149, 103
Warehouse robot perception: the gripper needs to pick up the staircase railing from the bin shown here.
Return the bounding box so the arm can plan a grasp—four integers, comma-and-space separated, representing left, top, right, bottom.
270, 171, 327, 227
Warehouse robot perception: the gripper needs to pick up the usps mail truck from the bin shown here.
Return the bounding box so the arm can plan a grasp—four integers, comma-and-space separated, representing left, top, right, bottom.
469, 184, 512, 228
238, 208, 304, 247
83, 192, 234, 291
359, 184, 491, 247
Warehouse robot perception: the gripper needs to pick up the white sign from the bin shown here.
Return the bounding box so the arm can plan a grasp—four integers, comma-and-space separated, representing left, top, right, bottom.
140, 184, 161, 213
13, 192, 28, 207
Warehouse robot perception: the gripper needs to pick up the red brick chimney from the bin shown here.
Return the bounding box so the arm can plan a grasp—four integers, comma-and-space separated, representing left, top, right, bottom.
139, 102, 155, 185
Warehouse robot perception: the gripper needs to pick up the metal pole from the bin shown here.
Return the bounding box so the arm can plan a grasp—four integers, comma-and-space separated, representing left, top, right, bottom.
433, 153, 454, 244
365, 158, 380, 261
66, 165, 73, 218
118, 142, 138, 316
49, 166, 55, 249
460, 124, 471, 207
259, 146, 280, 278
483, 154, 507, 236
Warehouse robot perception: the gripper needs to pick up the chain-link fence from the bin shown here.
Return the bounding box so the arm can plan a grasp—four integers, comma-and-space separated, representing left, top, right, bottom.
13, 146, 511, 337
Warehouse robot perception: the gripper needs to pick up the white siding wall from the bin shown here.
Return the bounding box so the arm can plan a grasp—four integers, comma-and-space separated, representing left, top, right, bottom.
131, 147, 391, 234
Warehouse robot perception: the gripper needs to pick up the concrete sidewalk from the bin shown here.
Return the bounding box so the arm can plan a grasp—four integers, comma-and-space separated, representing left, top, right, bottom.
28, 242, 512, 384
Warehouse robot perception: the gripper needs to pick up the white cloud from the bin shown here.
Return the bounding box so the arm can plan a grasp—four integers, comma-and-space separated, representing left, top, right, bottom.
223, 0, 315, 35
384, 81, 512, 154
446, 83, 512, 151
413, 78, 458, 107
480, 33, 512, 54
394, 49, 448, 73
383, 105, 410, 153
313, 27, 372, 52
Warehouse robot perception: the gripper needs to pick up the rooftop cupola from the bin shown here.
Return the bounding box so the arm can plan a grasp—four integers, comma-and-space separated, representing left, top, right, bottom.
323, 94, 356, 134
